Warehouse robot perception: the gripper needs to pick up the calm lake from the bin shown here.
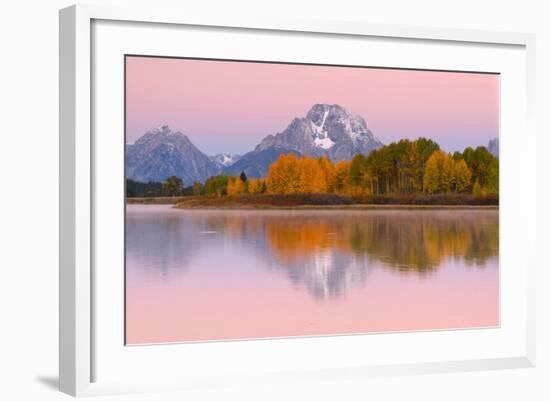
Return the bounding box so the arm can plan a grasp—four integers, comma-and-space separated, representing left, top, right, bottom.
126, 205, 499, 344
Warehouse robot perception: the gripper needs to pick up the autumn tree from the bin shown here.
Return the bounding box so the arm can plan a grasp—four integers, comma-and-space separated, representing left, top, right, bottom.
267, 154, 335, 194
349, 154, 367, 188
192, 181, 203, 195
317, 157, 336, 192
363, 149, 383, 194
414, 138, 440, 191
203, 175, 230, 196
462, 147, 491, 186
227, 176, 245, 195
423, 155, 440, 194
453, 159, 472, 192
247, 178, 266, 194
483, 157, 499, 194
424, 151, 473, 193
423, 151, 454, 194
298, 157, 327, 193
333, 161, 351, 194
240, 137, 492, 197
266, 153, 301, 194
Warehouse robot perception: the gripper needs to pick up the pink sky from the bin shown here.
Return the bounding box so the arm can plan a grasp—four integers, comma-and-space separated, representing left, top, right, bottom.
126, 56, 499, 155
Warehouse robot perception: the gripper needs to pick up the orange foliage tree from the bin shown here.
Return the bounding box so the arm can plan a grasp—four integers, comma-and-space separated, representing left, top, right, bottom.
227, 176, 245, 195
265, 153, 301, 194
266, 154, 341, 194
247, 178, 266, 194
424, 150, 473, 194
223, 137, 489, 197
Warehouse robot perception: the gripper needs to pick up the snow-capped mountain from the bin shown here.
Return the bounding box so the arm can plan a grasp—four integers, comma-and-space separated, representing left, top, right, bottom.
126, 105, 383, 183
210, 153, 242, 168
487, 137, 499, 157
224, 104, 383, 178
126, 126, 220, 184
256, 104, 382, 159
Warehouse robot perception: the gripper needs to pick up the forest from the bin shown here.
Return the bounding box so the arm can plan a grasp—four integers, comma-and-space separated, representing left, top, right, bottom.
126, 137, 499, 201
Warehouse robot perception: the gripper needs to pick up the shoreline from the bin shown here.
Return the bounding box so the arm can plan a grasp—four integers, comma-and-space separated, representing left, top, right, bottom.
127, 195, 498, 210
171, 204, 499, 210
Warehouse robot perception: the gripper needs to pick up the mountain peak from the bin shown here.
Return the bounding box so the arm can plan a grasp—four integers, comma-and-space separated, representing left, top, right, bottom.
147, 125, 186, 138
308, 103, 347, 113
250, 103, 382, 171
306, 104, 348, 125
128, 104, 384, 183
142, 125, 174, 137
487, 137, 499, 157
154, 125, 172, 134
127, 126, 219, 183
136, 125, 191, 147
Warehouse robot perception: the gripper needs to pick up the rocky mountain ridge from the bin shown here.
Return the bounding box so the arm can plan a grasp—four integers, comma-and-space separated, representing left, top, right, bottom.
126, 104, 384, 183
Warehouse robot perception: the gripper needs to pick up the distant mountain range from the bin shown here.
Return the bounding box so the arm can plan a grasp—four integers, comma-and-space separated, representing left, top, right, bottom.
210, 153, 242, 168
126, 126, 220, 184
487, 137, 499, 157
125, 104, 382, 183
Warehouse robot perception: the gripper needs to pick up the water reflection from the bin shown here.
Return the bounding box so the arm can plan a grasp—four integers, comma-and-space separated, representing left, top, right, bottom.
203, 210, 497, 299
127, 207, 498, 300
126, 209, 201, 276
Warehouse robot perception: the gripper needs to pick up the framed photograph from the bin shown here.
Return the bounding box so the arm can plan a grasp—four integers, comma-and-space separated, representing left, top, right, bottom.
59, 4, 536, 396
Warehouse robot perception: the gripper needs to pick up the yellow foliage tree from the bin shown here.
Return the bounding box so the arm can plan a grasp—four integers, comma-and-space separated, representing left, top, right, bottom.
333, 160, 351, 194
424, 150, 452, 194
266, 153, 301, 194
441, 154, 454, 193
247, 178, 266, 194
298, 157, 327, 193
267, 154, 333, 194
260, 146, 477, 196
454, 159, 472, 193
363, 171, 377, 195
317, 157, 336, 193
227, 177, 245, 196
424, 150, 473, 194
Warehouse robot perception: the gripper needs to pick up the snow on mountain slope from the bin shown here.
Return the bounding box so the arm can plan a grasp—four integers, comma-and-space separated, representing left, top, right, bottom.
210, 153, 242, 167
255, 103, 383, 161
225, 104, 383, 178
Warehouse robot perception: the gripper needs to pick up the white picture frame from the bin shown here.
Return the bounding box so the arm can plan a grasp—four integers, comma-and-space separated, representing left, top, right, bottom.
59, 4, 536, 397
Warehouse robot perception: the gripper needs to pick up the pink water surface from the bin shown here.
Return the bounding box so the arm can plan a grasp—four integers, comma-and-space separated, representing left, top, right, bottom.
125, 206, 499, 344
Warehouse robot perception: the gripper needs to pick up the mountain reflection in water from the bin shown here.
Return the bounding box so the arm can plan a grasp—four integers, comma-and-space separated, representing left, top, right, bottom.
125, 206, 499, 343
127, 207, 498, 300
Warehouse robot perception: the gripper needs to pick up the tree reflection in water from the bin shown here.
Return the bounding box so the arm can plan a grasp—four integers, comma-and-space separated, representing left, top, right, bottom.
202, 210, 498, 300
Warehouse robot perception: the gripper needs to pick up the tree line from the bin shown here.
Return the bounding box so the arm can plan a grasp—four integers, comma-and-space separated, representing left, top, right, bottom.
126, 175, 187, 197
126, 137, 498, 198
238, 138, 497, 196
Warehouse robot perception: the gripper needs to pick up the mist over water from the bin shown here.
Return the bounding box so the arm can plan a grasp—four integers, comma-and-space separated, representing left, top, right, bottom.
126, 205, 499, 344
